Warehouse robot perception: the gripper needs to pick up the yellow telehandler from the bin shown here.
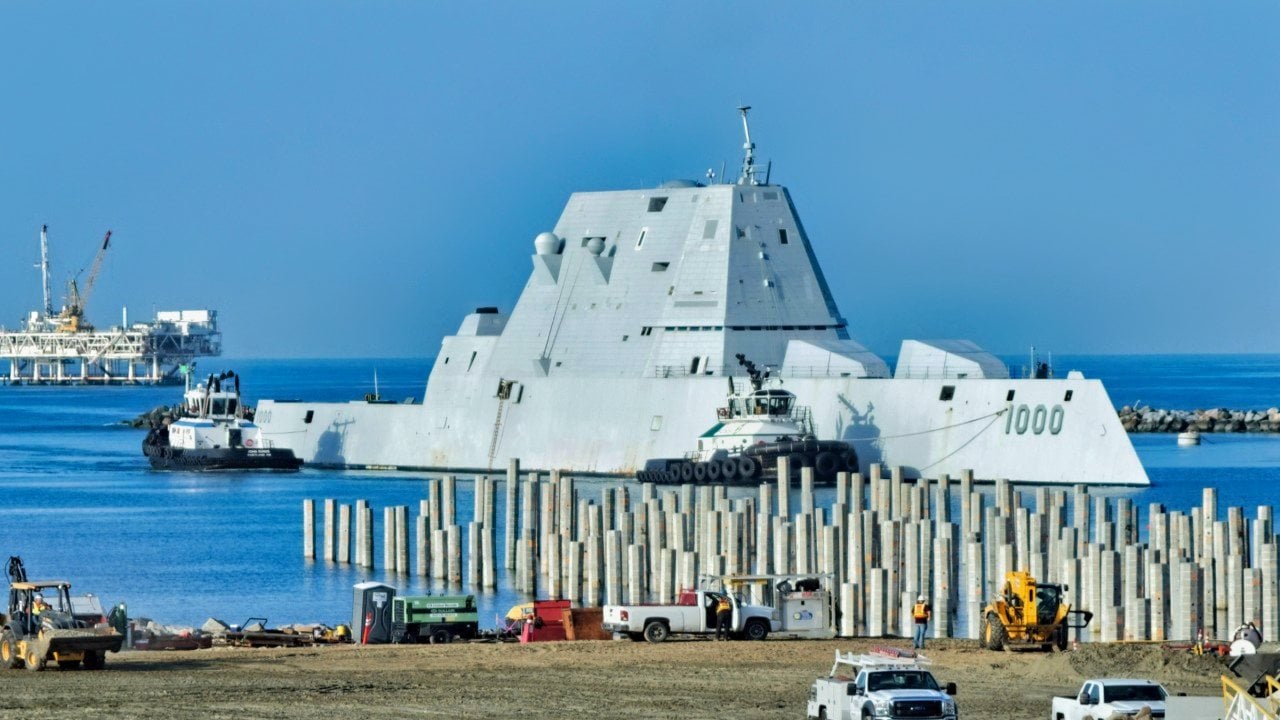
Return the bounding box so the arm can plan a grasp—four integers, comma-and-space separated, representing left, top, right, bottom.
980, 570, 1092, 651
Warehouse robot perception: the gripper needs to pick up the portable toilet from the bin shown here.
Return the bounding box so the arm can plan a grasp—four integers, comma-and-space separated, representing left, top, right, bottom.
352, 582, 396, 644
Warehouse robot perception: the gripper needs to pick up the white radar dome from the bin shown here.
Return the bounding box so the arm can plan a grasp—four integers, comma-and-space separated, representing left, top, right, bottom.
534, 232, 561, 255
586, 237, 605, 256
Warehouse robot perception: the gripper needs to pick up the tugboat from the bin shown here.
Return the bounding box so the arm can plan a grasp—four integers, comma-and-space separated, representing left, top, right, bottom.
143, 370, 302, 471
636, 355, 857, 486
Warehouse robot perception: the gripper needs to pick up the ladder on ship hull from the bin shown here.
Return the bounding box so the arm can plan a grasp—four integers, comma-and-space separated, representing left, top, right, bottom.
486, 397, 507, 471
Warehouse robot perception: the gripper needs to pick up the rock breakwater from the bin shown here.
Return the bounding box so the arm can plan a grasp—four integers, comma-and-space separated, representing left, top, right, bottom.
1119, 406, 1280, 433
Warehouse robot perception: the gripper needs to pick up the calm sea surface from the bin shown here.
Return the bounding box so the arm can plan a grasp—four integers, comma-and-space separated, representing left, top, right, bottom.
0, 355, 1277, 627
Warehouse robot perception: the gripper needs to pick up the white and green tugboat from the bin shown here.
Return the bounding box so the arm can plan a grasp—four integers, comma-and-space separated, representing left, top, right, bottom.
637, 354, 856, 485
143, 370, 301, 471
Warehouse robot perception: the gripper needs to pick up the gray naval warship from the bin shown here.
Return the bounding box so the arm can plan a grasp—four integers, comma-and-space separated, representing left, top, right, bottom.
256, 108, 1148, 486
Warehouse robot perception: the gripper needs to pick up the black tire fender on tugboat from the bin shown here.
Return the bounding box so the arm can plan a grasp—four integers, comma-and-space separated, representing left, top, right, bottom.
814, 451, 840, 476
679, 463, 695, 483
720, 458, 738, 480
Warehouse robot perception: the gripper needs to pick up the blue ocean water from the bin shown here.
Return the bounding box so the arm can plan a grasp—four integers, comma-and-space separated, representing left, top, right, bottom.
0, 355, 1276, 628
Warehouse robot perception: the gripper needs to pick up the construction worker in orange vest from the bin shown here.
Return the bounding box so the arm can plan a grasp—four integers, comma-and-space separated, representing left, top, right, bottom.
714, 594, 733, 640
912, 594, 932, 649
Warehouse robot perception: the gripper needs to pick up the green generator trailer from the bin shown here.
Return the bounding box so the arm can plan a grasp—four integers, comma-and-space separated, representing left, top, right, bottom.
391, 594, 478, 645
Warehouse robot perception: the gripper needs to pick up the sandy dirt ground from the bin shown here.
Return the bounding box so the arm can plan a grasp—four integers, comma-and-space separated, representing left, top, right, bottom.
0, 638, 1228, 719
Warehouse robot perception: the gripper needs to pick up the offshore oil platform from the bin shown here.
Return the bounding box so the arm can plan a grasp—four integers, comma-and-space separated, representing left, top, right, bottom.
0, 225, 221, 385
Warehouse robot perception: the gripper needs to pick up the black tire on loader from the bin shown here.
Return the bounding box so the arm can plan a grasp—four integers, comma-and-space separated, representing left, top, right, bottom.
1054, 625, 1069, 652
0, 631, 21, 669
982, 612, 1008, 651
83, 651, 105, 670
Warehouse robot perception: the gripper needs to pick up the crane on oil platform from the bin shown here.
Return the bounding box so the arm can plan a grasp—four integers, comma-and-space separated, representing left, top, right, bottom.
56, 229, 112, 333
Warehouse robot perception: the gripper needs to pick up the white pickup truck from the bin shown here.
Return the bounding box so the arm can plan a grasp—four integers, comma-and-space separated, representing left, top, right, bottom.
603, 574, 836, 643
807, 650, 959, 720
1051, 679, 1167, 720
602, 588, 773, 642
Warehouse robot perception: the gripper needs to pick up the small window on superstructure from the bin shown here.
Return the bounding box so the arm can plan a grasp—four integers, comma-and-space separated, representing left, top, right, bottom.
648, 197, 668, 212
703, 219, 718, 239
652, 262, 669, 272
1064, 390, 1074, 402
636, 228, 647, 249
467, 351, 477, 372
690, 356, 701, 375
622, 335, 629, 342
940, 385, 955, 401
304, 410, 314, 424
779, 228, 790, 245
1007, 390, 1015, 401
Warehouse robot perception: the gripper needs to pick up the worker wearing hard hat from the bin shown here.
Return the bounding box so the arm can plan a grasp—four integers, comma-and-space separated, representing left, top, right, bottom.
912, 595, 932, 649
31, 593, 51, 616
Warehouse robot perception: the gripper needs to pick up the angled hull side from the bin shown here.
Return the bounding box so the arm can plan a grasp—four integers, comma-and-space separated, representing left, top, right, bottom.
256, 373, 1147, 486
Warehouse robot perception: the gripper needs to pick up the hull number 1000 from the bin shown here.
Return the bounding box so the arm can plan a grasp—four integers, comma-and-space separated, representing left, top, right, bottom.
1004, 404, 1064, 435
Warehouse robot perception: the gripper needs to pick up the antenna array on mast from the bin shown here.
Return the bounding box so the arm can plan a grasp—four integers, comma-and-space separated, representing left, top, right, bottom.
737, 105, 760, 186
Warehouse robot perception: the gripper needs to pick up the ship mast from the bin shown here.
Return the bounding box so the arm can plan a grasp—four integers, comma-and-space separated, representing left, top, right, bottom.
737, 105, 759, 186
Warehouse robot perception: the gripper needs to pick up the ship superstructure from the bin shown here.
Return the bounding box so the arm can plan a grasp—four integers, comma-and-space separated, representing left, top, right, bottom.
255, 109, 1148, 486
1, 225, 221, 385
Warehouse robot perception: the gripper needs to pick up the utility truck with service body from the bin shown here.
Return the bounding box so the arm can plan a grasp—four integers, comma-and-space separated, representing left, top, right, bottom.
807, 650, 959, 720
1051, 679, 1168, 720
603, 573, 835, 642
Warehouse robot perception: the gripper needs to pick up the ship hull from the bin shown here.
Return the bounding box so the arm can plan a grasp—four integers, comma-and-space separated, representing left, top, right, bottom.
256, 373, 1148, 486
143, 443, 302, 472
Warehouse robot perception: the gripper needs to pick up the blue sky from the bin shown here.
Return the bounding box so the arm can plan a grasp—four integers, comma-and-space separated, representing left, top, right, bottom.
1, 2, 1276, 357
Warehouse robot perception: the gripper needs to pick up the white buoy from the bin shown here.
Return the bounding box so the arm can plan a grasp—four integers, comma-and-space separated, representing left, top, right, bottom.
1177, 430, 1201, 446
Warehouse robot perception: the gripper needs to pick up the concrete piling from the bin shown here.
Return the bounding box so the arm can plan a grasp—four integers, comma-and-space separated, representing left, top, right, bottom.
382, 507, 395, 571
323, 498, 336, 562
302, 499, 315, 560
338, 504, 352, 564
299, 464, 1279, 648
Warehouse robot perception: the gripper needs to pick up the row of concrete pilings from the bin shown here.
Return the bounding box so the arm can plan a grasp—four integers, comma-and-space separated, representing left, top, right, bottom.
303, 458, 1279, 642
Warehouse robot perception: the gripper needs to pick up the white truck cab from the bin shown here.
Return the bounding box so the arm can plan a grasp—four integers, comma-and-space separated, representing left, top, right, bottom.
807, 650, 959, 720
1051, 679, 1168, 720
